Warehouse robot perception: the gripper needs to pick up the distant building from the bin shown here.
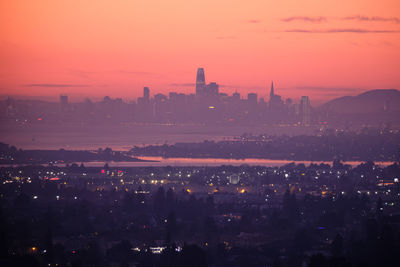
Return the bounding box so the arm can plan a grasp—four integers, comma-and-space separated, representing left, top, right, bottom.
154, 93, 167, 103
143, 87, 150, 101
136, 87, 152, 121
204, 82, 219, 96
60, 95, 68, 112
270, 81, 275, 98
269, 81, 283, 110
196, 68, 206, 95
247, 93, 258, 105
228, 174, 240, 185
300, 96, 311, 126
232, 91, 240, 101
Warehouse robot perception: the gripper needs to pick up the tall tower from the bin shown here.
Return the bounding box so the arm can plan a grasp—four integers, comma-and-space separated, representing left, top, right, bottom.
300, 96, 311, 126
196, 68, 206, 95
60, 95, 68, 112
143, 87, 150, 101
247, 93, 258, 105
270, 81, 274, 99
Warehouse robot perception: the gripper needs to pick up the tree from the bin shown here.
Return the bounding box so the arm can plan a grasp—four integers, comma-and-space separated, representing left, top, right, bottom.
180, 244, 207, 267
331, 234, 343, 258
166, 211, 177, 242
154, 187, 165, 214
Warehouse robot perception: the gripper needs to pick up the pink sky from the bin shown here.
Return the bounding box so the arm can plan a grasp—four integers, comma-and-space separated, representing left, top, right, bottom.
1, 0, 399, 104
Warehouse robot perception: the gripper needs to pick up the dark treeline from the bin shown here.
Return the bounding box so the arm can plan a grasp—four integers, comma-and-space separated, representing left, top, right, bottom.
0, 144, 145, 164
130, 130, 400, 161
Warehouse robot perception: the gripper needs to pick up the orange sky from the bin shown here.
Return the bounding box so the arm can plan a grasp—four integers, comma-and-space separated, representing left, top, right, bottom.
0, 0, 399, 104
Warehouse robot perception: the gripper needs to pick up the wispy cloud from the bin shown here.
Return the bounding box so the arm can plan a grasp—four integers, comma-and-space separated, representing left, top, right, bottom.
281, 16, 327, 23
285, 28, 400, 33
248, 19, 261, 23
24, 83, 90, 88
66, 69, 157, 77
169, 83, 196, 87
281, 15, 400, 24
295, 86, 363, 93
169, 83, 264, 90
117, 70, 155, 75
342, 15, 400, 24
216, 35, 236, 40
67, 69, 98, 78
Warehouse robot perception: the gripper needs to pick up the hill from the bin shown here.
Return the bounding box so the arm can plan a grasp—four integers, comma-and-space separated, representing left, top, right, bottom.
321, 89, 400, 114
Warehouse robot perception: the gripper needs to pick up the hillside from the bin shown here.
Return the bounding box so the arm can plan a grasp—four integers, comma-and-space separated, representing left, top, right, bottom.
321, 89, 400, 114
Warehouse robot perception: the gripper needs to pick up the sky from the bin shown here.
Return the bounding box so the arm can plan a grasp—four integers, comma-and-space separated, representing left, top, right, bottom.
0, 0, 399, 104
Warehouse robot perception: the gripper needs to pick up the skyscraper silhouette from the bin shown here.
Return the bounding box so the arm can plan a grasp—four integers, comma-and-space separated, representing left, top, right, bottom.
196, 68, 206, 95
269, 81, 283, 111
204, 82, 219, 96
247, 93, 258, 105
300, 96, 311, 126
143, 87, 150, 101
270, 81, 274, 99
60, 95, 68, 112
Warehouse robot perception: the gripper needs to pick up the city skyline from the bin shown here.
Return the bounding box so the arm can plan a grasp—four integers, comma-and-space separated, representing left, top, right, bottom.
1, 1, 399, 104
0, 65, 393, 107
1, 66, 311, 104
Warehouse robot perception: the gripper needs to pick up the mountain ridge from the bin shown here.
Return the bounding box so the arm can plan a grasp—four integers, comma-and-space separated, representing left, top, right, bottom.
321, 89, 400, 114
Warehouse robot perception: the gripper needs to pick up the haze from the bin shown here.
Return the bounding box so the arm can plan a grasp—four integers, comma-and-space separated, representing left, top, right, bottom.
1, 0, 400, 104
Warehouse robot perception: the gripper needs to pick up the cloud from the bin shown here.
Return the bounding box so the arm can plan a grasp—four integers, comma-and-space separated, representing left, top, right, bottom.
24, 83, 90, 88
66, 69, 157, 78
248, 19, 261, 23
169, 83, 196, 87
66, 69, 99, 78
117, 70, 154, 75
342, 15, 400, 24
169, 83, 265, 90
216, 35, 236, 39
285, 28, 400, 33
281, 16, 327, 23
281, 15, 400, 24
295, 86, 363, 93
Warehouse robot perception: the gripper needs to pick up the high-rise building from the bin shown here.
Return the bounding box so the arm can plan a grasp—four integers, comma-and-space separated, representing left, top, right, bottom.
247, 93, 258, 105
269, 81, 283, 111
137, 87, 152, 122
300, 96, 311, 126
196, 68, 206, 95
270, 81, 274, 99
60, 95, 68, 112
204, 82, 219, 96
232, 91, 240, 101
143, 87, 150, 101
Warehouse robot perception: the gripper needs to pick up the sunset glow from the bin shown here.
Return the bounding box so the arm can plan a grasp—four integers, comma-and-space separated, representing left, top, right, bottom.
1, 0, 399, 104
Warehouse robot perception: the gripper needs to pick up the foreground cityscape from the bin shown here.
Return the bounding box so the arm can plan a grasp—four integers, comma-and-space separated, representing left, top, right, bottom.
1, 158, 400, 266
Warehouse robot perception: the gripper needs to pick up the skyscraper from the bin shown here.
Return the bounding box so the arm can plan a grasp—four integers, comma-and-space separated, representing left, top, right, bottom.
143, 87, 150, 101
247, 93, 258, 105
270, 81, 274, 99
232, 91, 240, 101
300, 96, 311, 126
269, 81, 283, 111
60, 95, 68, 112
196, 68, 205, 95
204, 82, 219, 96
